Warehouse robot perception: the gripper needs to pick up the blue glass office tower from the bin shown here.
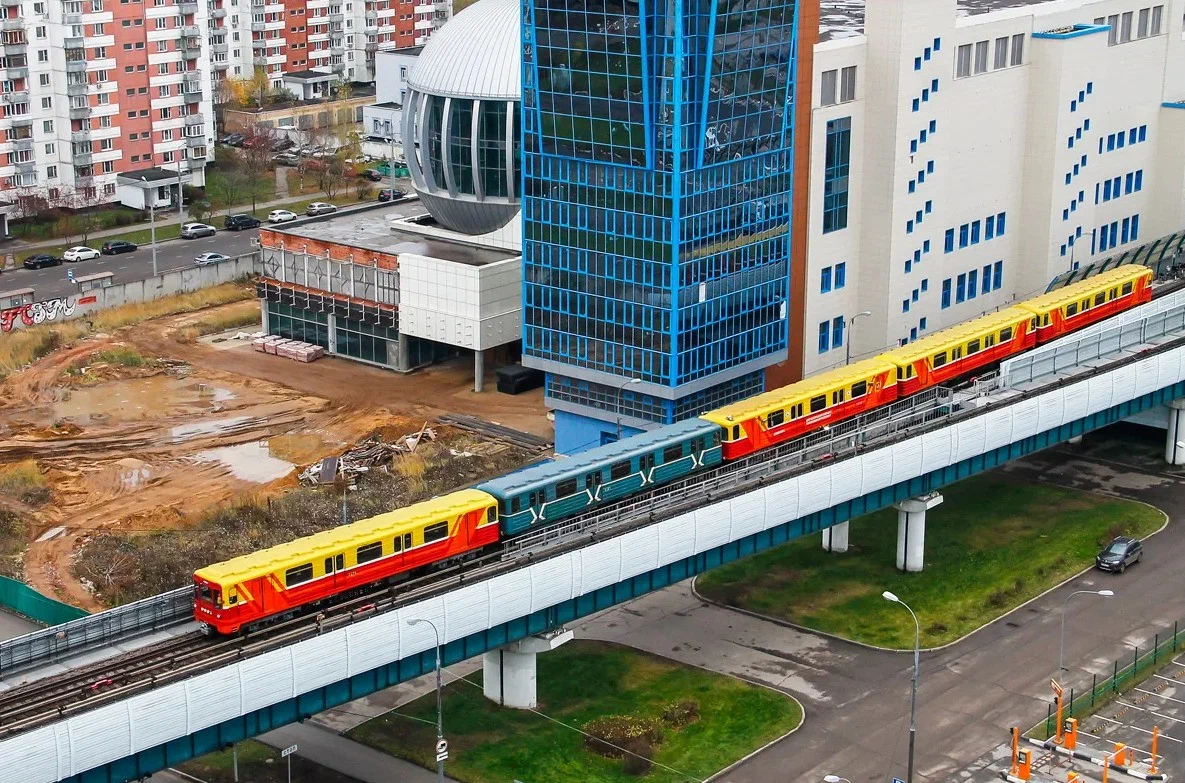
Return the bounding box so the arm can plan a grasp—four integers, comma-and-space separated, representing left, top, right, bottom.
521, 0, 799, 453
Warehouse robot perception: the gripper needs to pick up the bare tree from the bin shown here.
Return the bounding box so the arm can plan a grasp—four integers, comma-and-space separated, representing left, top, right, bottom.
239, 124, 277, 214
62, 186, 105, 246
317, 155, 349, 199
211, 148, 250, 210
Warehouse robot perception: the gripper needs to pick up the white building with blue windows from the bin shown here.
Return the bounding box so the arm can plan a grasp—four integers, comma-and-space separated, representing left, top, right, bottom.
803, 0, 1185, 375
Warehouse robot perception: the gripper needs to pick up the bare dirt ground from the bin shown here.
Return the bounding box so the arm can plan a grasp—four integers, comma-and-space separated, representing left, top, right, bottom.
0, 303, 550, 610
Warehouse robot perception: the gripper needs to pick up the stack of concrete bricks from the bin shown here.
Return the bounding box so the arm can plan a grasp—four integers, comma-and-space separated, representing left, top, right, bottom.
252, 336, 326, 363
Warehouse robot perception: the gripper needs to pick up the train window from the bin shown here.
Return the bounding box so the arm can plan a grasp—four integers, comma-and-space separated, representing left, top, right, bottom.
556, 478, 578, 498
392, 536, 402, 553
691, 439, 701, 453
731, 425, 741, 441
610, 460, 631, 480
791, 403, 804, 418
335, 554, 344, 571
1081, 298, 1091, 310
510, 497, 520, 514
1066, 302, 1078, 317
424, 522, 449, 543
1042, 314, 1051, 326
529, 491, 540, 507
767, 409, 784, 427
324, 557, 334, 574
832, 389, 845, 405
404, 533, 412, 550
285, 563, 313, 587
1122, 282, 1133, 295
487, 506, 497, 523
984, 334, 995, 348
933, 352, 947, 368
810, 395, 826, 412
967, 339, 980, 354
644, 454, 656, 470
663, 444, 684, 462
1109, 288, 1118, 299
357, 541, 383, 563
228, 593, 237, 605
197, 583, 212, 602
1000, 326, 1012, 341
896, 367, 905, 380
852, 381, 867, 398
1095, 292, 1106, 306
952, 347, 963, 360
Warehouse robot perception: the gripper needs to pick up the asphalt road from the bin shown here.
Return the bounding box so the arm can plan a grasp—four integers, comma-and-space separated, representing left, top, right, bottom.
0, 228, 261, 301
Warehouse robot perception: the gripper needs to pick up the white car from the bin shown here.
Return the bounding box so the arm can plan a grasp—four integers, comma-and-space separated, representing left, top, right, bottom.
268, 209, 298, 223
62, 246, 100, 262
194, 252, 228, 266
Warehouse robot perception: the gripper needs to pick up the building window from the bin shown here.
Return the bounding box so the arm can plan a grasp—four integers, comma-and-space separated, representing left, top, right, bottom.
945, 228, 954, 253
941, 278, 951, 309
956, 44, 971, 78
840, 66, 856, 102
834, 262, 846, 289
818, 321, 830, 354
993, 37, 1008, 69
1011, 34, 1024, 65
820, 69, 837, 106
832, 317, 844, 348
1151, 5, 1163, 35
973, 40, 989, 74
956, 273, 967, 303
967, 269, 978, 299
822, 117, 851, 234
820, 266, 832, 293
993, 260, 1003, 290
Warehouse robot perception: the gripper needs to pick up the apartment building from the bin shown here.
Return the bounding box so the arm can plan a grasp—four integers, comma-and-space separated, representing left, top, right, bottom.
0, 0, 213, 208
800, 0, 1185, 376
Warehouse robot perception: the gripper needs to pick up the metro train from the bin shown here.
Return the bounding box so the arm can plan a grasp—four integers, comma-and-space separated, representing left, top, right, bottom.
194, 265, 1153, 635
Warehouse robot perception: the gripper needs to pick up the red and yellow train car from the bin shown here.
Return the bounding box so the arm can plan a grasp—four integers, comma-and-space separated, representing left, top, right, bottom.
880, 307, 1037, 397
193, 488, 499, 635
1018, 265, 1153, 343
701, 357, 898, 460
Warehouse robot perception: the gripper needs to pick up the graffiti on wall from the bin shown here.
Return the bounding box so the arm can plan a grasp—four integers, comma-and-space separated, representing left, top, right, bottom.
0, 296, 78, 332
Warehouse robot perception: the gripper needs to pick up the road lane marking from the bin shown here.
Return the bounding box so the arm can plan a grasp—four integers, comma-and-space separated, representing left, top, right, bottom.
1136, 687, 1185, 706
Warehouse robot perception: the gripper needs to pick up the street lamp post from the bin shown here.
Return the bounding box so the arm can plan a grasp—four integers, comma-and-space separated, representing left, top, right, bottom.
845, 311, 872, 366
1068, 228, 1098, 273
407, 618, 445, 783
141, 176, 159, 277
1057, 589, 1115, 685
883, 590, 920, 783
616, 377, 641, 440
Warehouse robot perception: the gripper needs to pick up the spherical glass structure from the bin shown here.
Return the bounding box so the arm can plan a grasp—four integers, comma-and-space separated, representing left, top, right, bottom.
403, 0, 520, 235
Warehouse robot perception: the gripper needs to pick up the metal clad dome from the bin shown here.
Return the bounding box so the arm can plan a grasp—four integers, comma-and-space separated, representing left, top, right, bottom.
402, 0, 521, 235
407, 0, 521, 100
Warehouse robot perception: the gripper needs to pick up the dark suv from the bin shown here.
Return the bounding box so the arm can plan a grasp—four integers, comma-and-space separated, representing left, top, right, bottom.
23, 254, 61, 270
224, 213, 262, 231
1097, 536, 1143, 573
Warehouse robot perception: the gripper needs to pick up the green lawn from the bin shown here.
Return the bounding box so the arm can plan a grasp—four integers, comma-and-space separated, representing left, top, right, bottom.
347, 640, 802, 783
696, 474, 1164, 649
16, 223, 182, 263
180, 739, 356, 783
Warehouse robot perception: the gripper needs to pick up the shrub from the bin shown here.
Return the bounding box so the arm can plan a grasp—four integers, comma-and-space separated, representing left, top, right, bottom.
1103, 522, 1129, 545
620, 738, 654, 776
583, 715, 663, 759
660, 699, 700, 729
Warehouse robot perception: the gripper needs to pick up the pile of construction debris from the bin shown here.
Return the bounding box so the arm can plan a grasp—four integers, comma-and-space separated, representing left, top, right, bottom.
299, 425, 437, 486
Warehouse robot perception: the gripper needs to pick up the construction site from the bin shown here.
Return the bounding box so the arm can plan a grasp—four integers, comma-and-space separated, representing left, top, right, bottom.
0, 289, 550, 612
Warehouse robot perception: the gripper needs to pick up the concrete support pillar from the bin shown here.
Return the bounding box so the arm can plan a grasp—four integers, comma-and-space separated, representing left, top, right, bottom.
474, 349, 484, 393
895, 492, 943, 572
1166, 399, 1185, 465
821, 520, 850, 553
326, 313, 337, 354
259, 298, 269, 333
396, 331, 411, 372
482, 628, 572, 709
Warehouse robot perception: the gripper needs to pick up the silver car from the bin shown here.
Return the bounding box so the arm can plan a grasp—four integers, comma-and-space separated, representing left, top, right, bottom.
181, 222, 216, 239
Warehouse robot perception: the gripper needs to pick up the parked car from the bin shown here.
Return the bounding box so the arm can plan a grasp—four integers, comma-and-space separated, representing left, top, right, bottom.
22, 254, 61, 270
273, 153, 300, 167
305, 202, 338, 216
181, 222, 217, 239
222, 133, 246, 147
360, 168, 383, 182
194, 252, 229, 266
271, 138, 295, 151
378, 188, 406, 202
1097, 536, 1143, 573
224, 213, 262, 231
296, 145, 316, 156
100, 240, 138, 255
267, 209, 298, 223
62, 246, 101, 262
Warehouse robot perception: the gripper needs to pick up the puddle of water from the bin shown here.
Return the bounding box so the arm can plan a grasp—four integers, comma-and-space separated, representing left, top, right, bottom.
170, 415, 253, 443
195, 441, 295, 483
54, 377, 241, 425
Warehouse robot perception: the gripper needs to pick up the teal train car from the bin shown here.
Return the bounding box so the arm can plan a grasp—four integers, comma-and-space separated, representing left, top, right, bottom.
478, 419, 723, 537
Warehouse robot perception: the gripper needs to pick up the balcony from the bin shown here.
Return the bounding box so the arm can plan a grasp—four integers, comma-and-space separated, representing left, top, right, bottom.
66, 82, 88, 96
71, 129, 91, 142
1, 89, 27, 104
3, 65, 26, 80
63, 12, 81, 24
68, 104, 91, 119
0, 0, 19, 7
251, 37, 267, 49
364, 10, 376, 23
181, 37, 202, 55
63, 35, 84, 48
186, 133, 205, 147
179, 1, 198, 13
12, 136, 32, 150
14, 160, 34, 174
211, 59, 228, 70
0, 18, 23, 31
210, 6, 226, 18
181, 25, 201, 37
0, 41, 27, 56
184, 112, 204, 127
210, 41, 228, 54
250, 19, 265, 31
65, 58, 86, 72
188, 145, 207, 160
329, 11, 342, 22
72, 151, 93, 165
364, 41, 377, 52
252, 55, 266, 66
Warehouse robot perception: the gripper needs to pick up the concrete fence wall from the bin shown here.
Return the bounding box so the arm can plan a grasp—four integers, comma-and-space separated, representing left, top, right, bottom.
0, 253, 262, 333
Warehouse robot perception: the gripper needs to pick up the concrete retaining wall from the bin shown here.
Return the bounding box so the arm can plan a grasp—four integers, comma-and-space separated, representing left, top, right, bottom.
0, 253, 261, 333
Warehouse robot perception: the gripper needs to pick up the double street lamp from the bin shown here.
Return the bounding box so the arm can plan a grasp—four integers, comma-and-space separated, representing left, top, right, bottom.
845, 311, 872, 366
883, 590, 920, 783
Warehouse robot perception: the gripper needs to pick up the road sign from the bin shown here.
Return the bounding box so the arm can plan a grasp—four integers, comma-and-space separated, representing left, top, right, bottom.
435, 738, 449, 762
281, 744, 298, 758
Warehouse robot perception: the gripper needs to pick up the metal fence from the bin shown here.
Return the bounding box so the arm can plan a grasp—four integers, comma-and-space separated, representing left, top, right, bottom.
0, 587, 192, 677
1033, 620, 1185, 740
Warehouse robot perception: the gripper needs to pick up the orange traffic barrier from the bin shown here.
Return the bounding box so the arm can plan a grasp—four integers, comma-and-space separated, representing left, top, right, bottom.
1113, 742, 1131, 766
1151, 726, 1160, 774
1064, 718, 1078, 751
1053, 680, 1066, 745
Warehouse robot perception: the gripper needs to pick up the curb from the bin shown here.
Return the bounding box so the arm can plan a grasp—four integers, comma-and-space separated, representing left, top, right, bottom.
690, 487, 1170, 655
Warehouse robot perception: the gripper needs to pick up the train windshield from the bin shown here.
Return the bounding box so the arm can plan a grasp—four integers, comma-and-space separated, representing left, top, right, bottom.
195, 582, 212, 602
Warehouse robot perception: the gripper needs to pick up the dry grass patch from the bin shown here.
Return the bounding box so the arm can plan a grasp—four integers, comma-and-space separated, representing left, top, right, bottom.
174, 300, 262, 343
0, 460, 50, 507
